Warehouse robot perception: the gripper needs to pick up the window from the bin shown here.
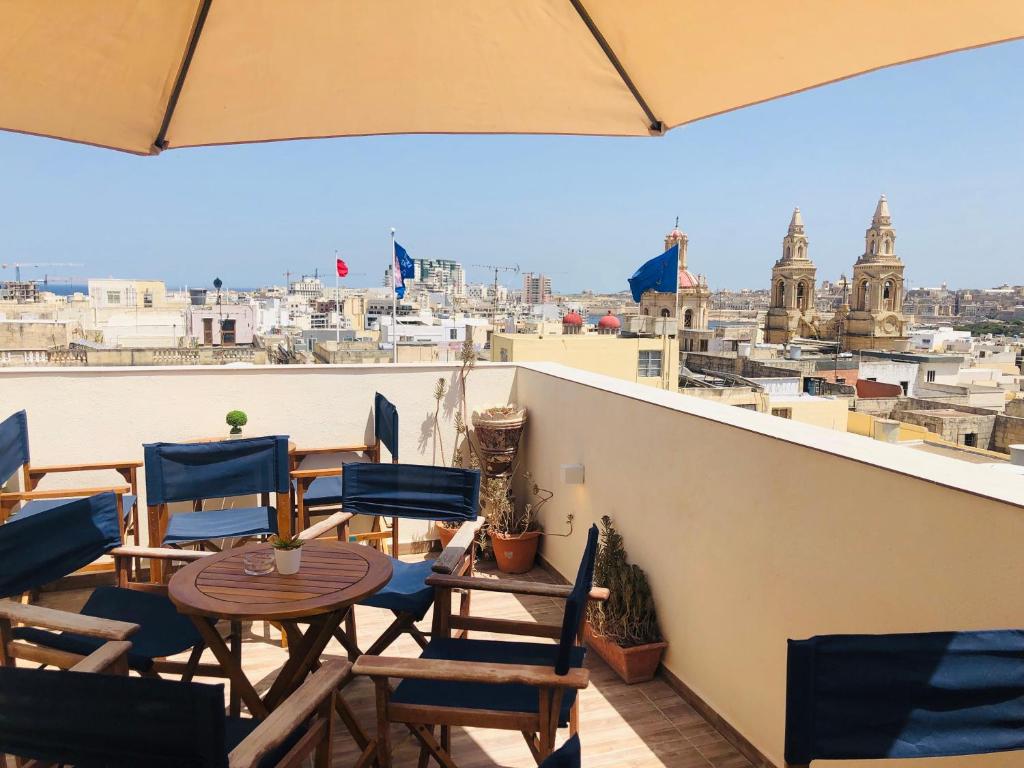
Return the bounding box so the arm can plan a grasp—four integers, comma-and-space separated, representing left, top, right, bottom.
143, 292, 153, 308
684, 309, 693, 328
776, 280, 785, 306
964, 433, 978, 448
771, 408, 792, 419
106, 291, 121, 305
499, 349, 509, 362
899, 380, 909, 395
637, 350, 662, 377
221, 319, 236, 346
449, 329, 458, 340
796, 281, 806, 310
699, 339, 708, 352
660, 308, 670, 317
926, 370, 936, 383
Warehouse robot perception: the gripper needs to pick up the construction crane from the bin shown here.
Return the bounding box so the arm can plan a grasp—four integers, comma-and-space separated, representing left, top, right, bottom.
1, 262, 83, 281
471, 263, 520, 331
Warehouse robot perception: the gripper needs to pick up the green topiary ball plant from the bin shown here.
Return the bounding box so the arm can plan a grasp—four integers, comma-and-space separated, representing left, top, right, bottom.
226, 410, 248, 435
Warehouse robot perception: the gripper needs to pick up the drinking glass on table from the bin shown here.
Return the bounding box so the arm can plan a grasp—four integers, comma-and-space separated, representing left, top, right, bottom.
242, 550, 274, 576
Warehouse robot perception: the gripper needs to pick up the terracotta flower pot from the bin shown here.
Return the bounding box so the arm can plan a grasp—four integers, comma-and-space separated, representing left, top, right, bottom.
489, 530, 541, 574
435, 522, 459, 549
583, 622, 668, 684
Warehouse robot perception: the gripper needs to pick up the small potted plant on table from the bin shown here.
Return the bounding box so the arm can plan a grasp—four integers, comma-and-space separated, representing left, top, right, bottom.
271, 535, 304, 575
585, 515, 667, 684
226, 409, 248, 437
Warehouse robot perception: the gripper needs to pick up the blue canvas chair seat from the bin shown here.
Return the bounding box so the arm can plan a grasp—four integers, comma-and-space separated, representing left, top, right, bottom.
0, 657, 344, 768
361, 558, 436, 619
13, 586, 201, 672
299, 474, 344, 507
13, 493, 136, 522
162, 505, 278, 544
392, 637, 585, 725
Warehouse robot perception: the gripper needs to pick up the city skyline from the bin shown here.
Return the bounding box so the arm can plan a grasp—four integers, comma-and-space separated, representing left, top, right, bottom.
2, 40, 1022, 292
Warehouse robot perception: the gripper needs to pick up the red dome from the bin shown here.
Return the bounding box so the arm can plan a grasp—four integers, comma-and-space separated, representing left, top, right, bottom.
562, 311, 583, 326
597, 312, 621, 329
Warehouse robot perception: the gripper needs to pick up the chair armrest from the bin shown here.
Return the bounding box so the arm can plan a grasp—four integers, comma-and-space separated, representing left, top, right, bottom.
431, 518, 486, 574
426, 574, 609, 602
109, 545, 212, 562
353, 655, 590, 690
228, 659, 350, 768
0, 485, 130, 502
292, 444, 372, 458
28, 460, 142, 476
0, 602, 139, 640
70, 641, 133, 673
290, 467, 343, 480
298, 511, 354, 541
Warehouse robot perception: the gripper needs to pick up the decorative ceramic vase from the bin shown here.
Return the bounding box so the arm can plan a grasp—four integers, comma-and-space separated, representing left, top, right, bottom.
471, 406, 527, 478
435, 523, 458, 549
274, 547, 302, 575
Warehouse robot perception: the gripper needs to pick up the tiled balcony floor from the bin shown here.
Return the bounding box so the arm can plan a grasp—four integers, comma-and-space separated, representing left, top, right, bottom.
36, 557, 752, 768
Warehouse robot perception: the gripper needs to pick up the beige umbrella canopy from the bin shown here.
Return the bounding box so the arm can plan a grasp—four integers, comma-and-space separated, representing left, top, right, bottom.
1, 1, 1023, 156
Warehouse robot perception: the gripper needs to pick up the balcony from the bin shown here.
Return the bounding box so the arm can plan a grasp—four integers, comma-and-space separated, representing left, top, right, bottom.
4, 360, 1024, 766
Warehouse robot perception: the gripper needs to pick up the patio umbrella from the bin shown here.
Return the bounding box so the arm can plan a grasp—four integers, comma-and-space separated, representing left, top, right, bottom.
1, 1, 1022, 156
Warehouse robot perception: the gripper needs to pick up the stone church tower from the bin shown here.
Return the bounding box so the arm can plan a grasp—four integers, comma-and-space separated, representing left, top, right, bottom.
843, 195, 910, 351
638, 220, 710, 333
764, 208, 818, 344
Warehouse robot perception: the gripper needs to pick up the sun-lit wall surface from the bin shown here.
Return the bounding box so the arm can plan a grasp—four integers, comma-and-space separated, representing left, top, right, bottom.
514, 363, 1024, 767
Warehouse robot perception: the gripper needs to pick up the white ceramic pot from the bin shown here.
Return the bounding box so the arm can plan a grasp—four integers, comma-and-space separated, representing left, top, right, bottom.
275, 547, 302, 575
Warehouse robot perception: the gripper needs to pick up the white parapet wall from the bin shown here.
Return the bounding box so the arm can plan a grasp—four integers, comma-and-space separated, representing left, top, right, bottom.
513, 362, 1024, 768
0, 362, 517, 547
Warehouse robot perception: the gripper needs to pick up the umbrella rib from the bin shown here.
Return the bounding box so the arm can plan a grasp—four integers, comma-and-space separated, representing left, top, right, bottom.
567, 0, 664, 136
154, 0, 215, 153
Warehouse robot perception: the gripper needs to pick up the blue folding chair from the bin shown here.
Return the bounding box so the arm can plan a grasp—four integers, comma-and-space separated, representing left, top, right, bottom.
354, 525, 603, 767
328, 462, 481, 657
785, 629, 1024, 766
0, 644, 346, 768
292, 392, 399, 537
0, 493, 213, 680
0, 409, 142, 546
144, 435, 290, 580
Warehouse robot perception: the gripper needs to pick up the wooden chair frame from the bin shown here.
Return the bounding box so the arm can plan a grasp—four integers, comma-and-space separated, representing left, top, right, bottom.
353, 573, 609, 766
0, 545, 235, 683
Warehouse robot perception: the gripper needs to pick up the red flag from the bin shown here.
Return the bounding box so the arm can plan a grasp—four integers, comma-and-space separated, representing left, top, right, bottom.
336, 258, 349, 278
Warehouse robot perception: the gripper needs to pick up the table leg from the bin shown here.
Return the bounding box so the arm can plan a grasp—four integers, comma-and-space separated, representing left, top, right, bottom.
263, 611, 342, 710
229, 620, 242, 717
191, 616, 268, 719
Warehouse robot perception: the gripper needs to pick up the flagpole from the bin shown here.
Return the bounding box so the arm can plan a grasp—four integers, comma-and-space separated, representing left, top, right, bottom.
391, 228, 398, 364
334, 249, 340, 346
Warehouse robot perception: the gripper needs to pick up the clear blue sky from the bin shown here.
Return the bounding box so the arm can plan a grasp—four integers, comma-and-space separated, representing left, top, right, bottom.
2, 40, 1022, 293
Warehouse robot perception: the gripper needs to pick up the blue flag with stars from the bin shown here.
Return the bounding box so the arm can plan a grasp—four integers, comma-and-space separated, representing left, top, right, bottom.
393, 241, 415, 299
628, 243, 679, 303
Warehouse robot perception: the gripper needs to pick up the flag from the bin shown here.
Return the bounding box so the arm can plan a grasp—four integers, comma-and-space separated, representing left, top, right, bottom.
336, 258, 349, 278
393, 241, 415, 299
627, 243, 679, 302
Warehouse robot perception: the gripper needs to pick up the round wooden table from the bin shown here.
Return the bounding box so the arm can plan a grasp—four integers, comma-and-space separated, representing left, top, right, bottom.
169, 540, 392, 723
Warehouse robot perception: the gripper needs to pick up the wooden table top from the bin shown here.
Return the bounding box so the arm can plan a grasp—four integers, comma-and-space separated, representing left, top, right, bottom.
169, 541, 393, 621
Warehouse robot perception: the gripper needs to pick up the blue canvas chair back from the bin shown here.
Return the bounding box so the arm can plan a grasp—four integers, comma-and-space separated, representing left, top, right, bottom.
539, 734, 581, 768
0, 492, 120, 599
0, 665, 228, 768
144, 435, 290, 504
555, 524, 599, 675
785, 629, 1024, 764
0, 410, 29, 487
375, 392, 399, 461
341, 462, 480, 523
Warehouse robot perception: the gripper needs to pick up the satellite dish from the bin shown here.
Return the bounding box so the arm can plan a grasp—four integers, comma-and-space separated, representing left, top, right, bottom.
213, 277, 223, 290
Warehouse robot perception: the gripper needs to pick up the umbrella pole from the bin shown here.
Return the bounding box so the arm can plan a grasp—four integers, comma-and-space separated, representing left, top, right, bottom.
391, 228, 397, 364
